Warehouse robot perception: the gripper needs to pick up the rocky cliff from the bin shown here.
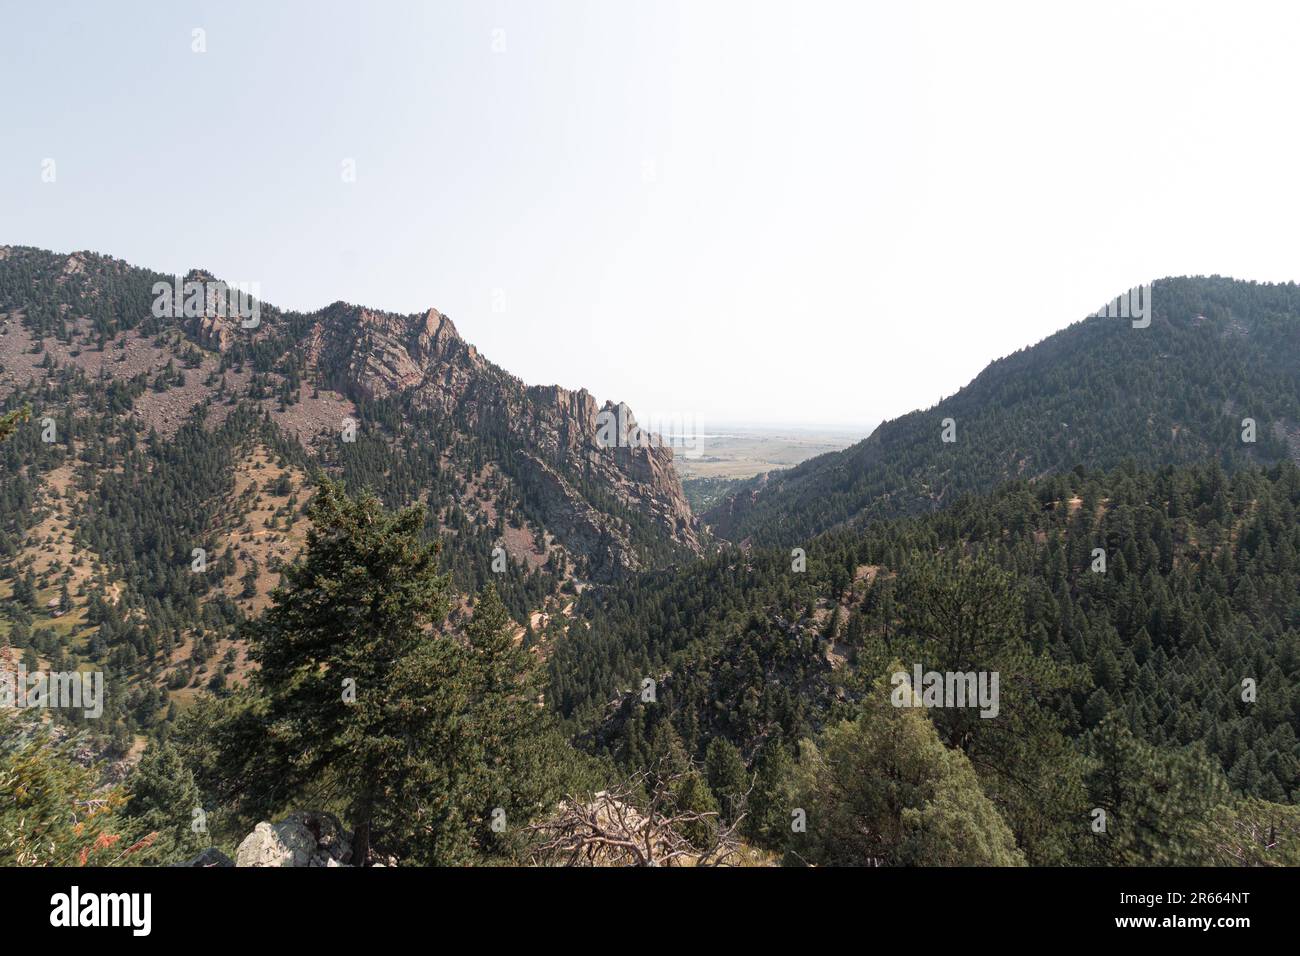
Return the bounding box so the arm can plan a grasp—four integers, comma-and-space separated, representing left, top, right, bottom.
0, 245, 700, 582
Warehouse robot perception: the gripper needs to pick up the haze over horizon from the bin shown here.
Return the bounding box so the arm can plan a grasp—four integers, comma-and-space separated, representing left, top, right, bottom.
6, 0, 1300, 427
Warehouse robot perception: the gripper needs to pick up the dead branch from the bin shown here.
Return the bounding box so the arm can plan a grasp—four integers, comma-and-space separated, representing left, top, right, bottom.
527, 762, 751, 867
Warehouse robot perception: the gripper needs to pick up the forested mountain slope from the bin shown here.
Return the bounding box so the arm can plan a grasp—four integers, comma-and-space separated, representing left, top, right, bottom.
705, 277, 1300, 546
6, 250, 1300, 868
0, 245, 697, 746
0, 245, 697, 575
553, 461, 1300, 862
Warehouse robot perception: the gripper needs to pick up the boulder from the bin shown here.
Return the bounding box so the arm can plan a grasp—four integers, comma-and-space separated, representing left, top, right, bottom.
234, 811, 352, 867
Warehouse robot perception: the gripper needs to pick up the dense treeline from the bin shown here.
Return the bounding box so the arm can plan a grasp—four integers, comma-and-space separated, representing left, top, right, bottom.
0, 390, 563, 746
552, 461, 1300, 862
5, 436, 1299, 865
707, 276, 1300, 546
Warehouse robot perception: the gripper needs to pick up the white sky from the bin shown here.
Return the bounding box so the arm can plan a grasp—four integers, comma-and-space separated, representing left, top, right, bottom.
4, 1, 1300, 430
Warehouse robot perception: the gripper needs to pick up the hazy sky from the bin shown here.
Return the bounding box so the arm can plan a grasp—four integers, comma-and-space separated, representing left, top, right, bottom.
4, 1, 1300, 430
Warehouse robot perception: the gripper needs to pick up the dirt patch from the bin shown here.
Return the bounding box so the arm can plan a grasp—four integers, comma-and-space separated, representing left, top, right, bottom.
6, 463, 122, 646
218, 445, 313, 616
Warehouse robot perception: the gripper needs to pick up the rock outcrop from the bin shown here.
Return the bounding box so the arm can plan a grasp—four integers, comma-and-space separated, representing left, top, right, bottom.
0, 246, 702, 580
303, 301, 700, 574
234, 811, 353, 867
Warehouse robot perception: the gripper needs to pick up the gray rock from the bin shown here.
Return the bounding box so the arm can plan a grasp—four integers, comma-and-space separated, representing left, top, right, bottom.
171, 847, 234, 868
235, 810, 353, 867
236, 820, 315, 867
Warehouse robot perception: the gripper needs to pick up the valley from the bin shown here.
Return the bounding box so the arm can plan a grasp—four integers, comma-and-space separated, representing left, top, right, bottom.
674, 423, 867, 512
3, 250, 1299, 870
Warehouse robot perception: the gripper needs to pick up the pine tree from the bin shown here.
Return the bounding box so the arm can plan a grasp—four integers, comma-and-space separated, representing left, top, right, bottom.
746, 736, 794, 847
0, 713, 128, 866
787, 675, 1026, 867
673, 771, 720, 850
122, 741, 205, 863
646, 720, 691, 792
241, 480, 575, 865
249, 479, 456, 865
704, 738, 749, 824
0, 405, 29, 442
1189, 797, 1300, 866
459, 584, 573, 862
895, 552, 1088, 864
1083, 715, 1230, 865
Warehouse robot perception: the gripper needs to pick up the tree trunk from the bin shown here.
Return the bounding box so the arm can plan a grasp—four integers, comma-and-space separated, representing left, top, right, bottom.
353, 820, 370, 867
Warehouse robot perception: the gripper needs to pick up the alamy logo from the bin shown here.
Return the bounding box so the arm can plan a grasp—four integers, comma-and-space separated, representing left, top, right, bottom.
1092, 283, 1152, 328
891, 664, 999, 718
151, 276, 261, 328
1, 665, 103, 718
50, 886, 151, 936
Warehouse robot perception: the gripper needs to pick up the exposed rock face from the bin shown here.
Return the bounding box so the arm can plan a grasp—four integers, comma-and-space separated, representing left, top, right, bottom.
297, 300, 700, 574
517, 452, 637, 573
0, 247, 700, 579
318, 305, 477, 405
234, 811, 353, 867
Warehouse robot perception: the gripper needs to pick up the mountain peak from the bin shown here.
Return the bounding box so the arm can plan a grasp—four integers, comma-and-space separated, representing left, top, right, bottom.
0, 244, 699, 579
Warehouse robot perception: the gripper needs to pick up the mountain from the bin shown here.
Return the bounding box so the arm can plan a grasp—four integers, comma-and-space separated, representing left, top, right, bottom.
0, 245, 700, 740
0, 244, 697, 578
7, 250, 1300, 870
704, 276, 1300, 546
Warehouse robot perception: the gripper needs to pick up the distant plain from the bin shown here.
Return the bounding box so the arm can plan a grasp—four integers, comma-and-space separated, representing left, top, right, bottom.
672, 423, 869, 481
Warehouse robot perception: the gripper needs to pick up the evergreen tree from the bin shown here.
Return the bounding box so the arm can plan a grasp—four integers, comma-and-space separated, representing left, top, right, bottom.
1083, 715, 1230, 865
458, 583, 575, 862
704, 738, 749, 825
894, 552, 1088, 864
122, 740, 205, 863
1188, 797, 1300, 866
673, 771, 720, 850
0, 713, 128, 866
746, 736, 794, 848
248, 478, 456, 864
787, 675, 1026, 867
0, 405, 28, 442
241, 480, 574, 865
